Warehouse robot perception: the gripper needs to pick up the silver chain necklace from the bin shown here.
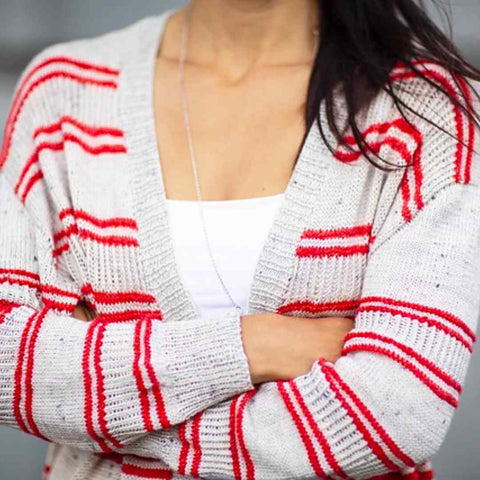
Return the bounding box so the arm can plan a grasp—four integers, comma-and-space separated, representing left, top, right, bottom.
177, 6, 320, 317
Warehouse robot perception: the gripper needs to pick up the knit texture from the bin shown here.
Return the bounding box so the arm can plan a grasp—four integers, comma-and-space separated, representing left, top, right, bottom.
1, 6, 480, 480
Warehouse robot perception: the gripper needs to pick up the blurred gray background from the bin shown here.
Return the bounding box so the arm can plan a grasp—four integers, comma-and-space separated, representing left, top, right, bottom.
0, 1, 479, 479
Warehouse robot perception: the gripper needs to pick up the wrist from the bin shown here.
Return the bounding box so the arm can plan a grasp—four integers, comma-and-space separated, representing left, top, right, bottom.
240, 312, 283, 384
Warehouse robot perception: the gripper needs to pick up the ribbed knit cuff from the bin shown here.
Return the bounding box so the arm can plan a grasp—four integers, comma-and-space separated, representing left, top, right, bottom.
151, 309, 254, 423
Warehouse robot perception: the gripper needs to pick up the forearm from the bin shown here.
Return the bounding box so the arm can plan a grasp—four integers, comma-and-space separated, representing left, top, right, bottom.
241, 312, 355, 383
75, 301, 355, 387
0, 302, 253, 451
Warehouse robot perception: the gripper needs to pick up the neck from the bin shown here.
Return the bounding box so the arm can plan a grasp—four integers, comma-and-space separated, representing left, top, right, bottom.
174, 0, 320, 81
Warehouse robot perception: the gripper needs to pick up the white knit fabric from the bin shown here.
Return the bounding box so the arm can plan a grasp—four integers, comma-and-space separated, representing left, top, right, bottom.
1, 6, 480, 480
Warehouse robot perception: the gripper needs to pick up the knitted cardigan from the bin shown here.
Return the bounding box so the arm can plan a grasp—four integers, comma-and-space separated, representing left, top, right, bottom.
1, 6, 480, 480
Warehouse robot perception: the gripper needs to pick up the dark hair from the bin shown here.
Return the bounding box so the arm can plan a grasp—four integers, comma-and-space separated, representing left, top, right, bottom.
305, 0, 480, 171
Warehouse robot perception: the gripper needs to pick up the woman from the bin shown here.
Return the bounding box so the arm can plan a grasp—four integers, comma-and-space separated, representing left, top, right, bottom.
1, 0, 480, 479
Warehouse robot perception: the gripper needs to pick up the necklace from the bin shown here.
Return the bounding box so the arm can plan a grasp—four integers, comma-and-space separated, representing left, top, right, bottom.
178, 6, 320, 317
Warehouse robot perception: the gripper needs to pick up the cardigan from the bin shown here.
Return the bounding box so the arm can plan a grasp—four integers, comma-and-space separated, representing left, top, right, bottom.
1, 5, 480, 480
165, 193, 286, 319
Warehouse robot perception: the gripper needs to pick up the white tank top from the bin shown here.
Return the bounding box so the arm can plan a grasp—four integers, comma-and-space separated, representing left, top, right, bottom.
165, 193, 285, 319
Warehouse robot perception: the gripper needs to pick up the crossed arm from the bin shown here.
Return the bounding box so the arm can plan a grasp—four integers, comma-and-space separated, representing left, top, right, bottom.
2, 172, 479, 479
2, 49, 480, 479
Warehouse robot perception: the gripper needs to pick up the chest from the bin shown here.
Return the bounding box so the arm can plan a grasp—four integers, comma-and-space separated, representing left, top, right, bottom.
42, 101, 388, 324
165, 193, 286, 319
153, 56, 312, 201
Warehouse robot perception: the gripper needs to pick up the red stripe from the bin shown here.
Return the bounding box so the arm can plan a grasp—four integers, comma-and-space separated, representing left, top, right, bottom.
229, 395, 242, 480
78, 229, 139, 247
385, 119, 423, 212
318, 358, 402, 471
15, 140, 65, 198
335, 129, 417, 165
0, 302, 19, 323
53, 225, 138, 250
456, 75, 475, 184
344, 331, 462, 392
93, 321, 123, 449
412, 136, 424, 211
52, 243, 70, 258
301, 224, 372, 240
133, 318, 153, 432
190, 411, 203, 478
40, 284, 80, 300
341, 343, 458, 407
278, 299, 360, 315
91, 310, 162, 323
341, 118, 417, 145
53, 224, 78, 243
121, 464, 173, 479
26, 69, 117, 90
42, 298, 76, 313
20, 170, 43, 203
24, 307, 49, 440
19, 56, 118, 85
296, 244, 369, 258
359, 296, 476, 342
14, 149, 40, 195
320, 359, 415, 468
177, 421, 190, 475
59, 208, 137, 230
63, 132, 127, 155
0, 275, 39, 290
143, 316, 170, 429
236, 390, 257, 480
13, 310, 38, 434
400, 164, 413, 222
92, 290, 156, 305
277, 381, 326, 477
82, 320, 111, 452
0, 268, 40, 282
356, 304, 473, 352
34, 115, 124, 139
288, 380, 350, 479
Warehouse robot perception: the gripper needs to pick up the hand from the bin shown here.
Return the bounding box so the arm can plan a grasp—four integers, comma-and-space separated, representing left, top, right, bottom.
72, 301, 97, 322
241, 313, 355, 384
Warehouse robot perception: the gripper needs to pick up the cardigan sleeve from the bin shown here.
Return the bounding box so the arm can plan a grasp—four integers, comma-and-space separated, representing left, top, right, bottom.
118, 179, 480, 479
0, 52, 254, 452
116, 74, 480, 478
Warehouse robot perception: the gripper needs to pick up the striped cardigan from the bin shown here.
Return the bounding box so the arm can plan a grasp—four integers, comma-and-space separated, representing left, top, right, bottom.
1, 6, 480, 480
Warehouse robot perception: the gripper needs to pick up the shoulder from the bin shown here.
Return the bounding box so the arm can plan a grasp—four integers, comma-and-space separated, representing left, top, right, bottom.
0, 9, 172, 188
357, 57, 480, 189
348, 58, 480, 246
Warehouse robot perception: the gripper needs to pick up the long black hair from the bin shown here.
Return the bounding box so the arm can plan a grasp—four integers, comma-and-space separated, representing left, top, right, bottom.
306, 0, 480, 171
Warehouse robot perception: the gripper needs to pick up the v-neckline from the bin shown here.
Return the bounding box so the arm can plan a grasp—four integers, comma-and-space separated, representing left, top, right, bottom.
120, 7, 334, 322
